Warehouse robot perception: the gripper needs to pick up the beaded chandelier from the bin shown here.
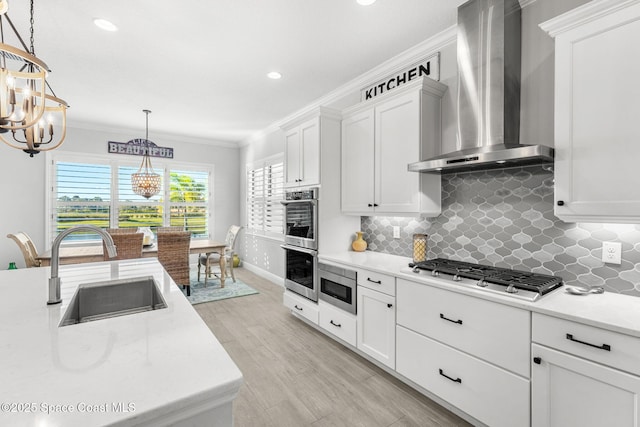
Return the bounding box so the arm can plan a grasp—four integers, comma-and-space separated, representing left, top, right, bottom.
131, 109, 161, 199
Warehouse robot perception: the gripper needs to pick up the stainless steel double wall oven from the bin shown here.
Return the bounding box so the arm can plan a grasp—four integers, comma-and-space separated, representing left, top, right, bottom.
281, 187, 318, 301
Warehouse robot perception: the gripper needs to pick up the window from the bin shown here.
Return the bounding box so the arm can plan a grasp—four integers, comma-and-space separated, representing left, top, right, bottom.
246, 154, 284, 238
49, 153, 212, 243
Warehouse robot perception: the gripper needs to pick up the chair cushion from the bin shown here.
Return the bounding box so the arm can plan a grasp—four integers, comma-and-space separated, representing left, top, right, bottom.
199, 253, 221, 265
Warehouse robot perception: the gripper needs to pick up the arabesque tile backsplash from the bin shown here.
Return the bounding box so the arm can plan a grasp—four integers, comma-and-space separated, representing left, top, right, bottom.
361, 165, 640, 296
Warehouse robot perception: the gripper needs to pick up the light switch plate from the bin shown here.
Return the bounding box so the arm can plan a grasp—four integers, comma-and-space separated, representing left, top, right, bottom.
602, 241, 622, 265
393, 226, 400, 239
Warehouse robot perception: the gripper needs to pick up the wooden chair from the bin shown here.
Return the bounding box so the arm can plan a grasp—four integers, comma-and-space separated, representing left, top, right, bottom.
198, 225, 241, 286
6, 232, 41, 268
157, 231, 192, 295
103, 232, 144, 261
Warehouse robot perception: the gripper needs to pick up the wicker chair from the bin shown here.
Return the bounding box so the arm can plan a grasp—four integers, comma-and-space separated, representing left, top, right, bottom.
198, 225, 241, 286
103, 232, 144, 261
157, 231, 192, 295
6, 232, 41, 268
156, 226, 184, 233
106, 228, 138, 234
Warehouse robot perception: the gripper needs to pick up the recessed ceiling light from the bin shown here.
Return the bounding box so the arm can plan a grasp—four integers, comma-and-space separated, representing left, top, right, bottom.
267, 71, 282, 80
94, 18, 118, 32
357, 0, 377, 5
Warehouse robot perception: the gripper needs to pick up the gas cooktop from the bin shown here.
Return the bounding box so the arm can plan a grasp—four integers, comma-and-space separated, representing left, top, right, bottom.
405, 258, 563, 302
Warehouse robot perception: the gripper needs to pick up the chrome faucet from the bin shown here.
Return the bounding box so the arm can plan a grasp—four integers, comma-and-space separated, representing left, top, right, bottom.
47, 225, 118, 305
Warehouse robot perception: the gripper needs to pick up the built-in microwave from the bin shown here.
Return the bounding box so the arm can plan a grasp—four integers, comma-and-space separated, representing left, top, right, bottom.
318, 262, 356, 314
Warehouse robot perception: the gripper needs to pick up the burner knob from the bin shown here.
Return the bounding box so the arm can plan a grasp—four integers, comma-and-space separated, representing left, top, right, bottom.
431, 270, 439, 277
506, 284, 518, 294
453, 274, 462, 282
477, 279, 487, 288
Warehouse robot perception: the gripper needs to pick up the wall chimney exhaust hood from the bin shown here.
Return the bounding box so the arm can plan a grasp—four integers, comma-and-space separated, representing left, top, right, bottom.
409, 0, 553, 174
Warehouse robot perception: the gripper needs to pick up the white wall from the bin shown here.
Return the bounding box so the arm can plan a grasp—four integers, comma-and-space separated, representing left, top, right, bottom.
0, 124, 240, 269
0, 148, 47, 269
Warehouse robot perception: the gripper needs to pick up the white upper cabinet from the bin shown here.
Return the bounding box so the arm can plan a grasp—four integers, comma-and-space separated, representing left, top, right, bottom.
341, 77, 447, 216
541, 0, 640, 223
282, 108, 340, 189
284, 117, 320, 188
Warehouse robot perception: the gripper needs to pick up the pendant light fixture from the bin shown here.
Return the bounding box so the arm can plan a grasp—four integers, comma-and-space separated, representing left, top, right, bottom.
131, 109, 161, 199
0, 0, 68, 157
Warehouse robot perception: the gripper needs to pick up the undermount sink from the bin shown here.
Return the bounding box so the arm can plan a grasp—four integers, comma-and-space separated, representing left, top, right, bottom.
60, 276, 167, 327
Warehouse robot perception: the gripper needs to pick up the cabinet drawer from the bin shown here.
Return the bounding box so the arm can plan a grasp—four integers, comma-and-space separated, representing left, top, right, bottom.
283, 291, 319, 325
397, 326, 530, 427
533, 313, 640, 376
319, 301, 356, 346
357, 268, 395, 296
397, 279, 530, 377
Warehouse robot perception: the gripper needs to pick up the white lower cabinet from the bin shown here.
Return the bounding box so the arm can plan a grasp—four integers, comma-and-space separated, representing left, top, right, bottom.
531, 343, 640, 427
397, 326, 530, 427
532, 313, 640, 427
318, 300, 356, 346
283, 290, 319, 325
397, 278, 530, 377
357, 285, 396, 369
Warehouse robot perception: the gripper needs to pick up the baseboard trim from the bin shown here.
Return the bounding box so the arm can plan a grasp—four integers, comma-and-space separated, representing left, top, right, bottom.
241, 262, 284, 287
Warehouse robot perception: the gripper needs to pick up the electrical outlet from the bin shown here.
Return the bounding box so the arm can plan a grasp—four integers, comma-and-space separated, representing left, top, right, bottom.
393, 226, 400, 239
602, 241, 622, 265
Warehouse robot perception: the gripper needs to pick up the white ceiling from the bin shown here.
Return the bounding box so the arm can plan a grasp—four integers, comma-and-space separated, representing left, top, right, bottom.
7, 0, 465, 143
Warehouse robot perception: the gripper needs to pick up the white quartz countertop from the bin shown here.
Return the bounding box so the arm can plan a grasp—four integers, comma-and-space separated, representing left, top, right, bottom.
320, 251, 640, 339
0, 259, 243, 427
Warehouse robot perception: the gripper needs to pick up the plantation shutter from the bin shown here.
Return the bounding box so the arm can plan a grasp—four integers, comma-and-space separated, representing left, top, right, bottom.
246, 155, 284, 237
50, 154, 213, 245
52, 161, 112, 242
169, 169, 209, 237
264, 161, 284, 235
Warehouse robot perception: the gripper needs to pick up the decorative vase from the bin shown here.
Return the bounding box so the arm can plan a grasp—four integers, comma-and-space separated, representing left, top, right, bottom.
352, 231, 367, 252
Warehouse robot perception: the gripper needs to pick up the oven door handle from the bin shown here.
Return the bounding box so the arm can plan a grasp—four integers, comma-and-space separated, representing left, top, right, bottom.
281, 244, 318, 256
281, 199, 318, 205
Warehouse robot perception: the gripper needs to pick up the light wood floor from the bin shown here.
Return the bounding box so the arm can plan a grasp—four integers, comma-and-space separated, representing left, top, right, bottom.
194, 268, 472, 427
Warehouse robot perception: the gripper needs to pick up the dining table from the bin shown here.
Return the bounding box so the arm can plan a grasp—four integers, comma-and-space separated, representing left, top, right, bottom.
36, 239, 229, 286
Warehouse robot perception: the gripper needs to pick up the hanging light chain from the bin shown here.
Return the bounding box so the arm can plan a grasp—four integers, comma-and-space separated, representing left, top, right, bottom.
29, 0, 35, 55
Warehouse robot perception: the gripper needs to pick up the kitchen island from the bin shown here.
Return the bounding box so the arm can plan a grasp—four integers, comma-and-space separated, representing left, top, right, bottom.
0, 258, 243, 427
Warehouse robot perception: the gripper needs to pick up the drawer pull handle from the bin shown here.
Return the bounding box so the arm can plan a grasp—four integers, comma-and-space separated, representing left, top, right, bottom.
367, 278, 382, 284
533, 357, 542, 365
440, 313, 463, 325
330, 320, 342, 328
439, 369, 462, 384
294, 305, 304, 311
387, 303, 393, 308
566, 333, 611, 351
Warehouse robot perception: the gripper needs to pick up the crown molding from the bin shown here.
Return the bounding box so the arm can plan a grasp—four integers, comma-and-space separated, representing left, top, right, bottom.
519, 0, 538, 8
67, 119, 240, 149
540, 0, 640, 37
240, 24, 457, 147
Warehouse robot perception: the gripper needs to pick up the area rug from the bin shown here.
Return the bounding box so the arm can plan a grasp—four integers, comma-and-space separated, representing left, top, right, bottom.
184, 272, 258, 305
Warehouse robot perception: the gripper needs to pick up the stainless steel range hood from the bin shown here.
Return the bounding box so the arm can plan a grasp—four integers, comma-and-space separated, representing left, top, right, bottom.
409, 0, 553, 174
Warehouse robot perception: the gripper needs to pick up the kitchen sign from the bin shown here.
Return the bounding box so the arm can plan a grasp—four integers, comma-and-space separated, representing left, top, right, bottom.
361, 52, 440, 101
108, 139, 174, 159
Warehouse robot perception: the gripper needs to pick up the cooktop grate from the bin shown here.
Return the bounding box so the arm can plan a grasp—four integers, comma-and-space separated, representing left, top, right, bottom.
410, 258, 563, 295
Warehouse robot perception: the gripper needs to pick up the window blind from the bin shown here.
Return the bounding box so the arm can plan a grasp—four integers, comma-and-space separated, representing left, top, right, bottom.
50, 156, 213, 244
247, 155, 284, 237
